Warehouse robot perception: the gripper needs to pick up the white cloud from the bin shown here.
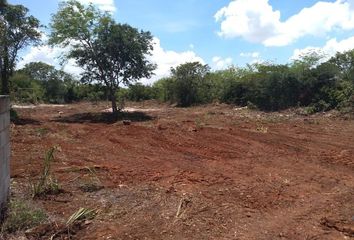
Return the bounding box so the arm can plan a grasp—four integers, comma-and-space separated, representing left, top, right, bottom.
142, 37, 205, 84
215, 0, 280, 44
324, 36, 354, 53
61, 59, 83, 76
19, 36, 205, 85
251, 58, 266, 65
239, 51, 263, 65
291, 36, 354, 60
215, 0, 354, 46
212, 56, 233, 70
240, 52, 260, 58
18, 35, 83, 76
76, 0, 116, 12
18, 45, 57, 68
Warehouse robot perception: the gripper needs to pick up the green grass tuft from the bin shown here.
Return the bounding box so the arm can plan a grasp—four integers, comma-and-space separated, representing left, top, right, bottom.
1, 199, 47, 233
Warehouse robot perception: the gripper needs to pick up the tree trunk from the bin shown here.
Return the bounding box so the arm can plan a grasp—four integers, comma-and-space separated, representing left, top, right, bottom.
110, 88, 118, 114
1, 65, 9, 95
1, 46, 10, 95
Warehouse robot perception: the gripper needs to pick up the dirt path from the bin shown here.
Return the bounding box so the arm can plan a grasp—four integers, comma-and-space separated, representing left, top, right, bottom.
8, 102, 354, 239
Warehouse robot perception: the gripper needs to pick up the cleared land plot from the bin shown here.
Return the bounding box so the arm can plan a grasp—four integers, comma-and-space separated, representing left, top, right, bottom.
7, 102, 354, 239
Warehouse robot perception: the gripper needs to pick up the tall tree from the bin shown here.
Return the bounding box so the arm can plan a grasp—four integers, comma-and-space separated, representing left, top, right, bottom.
0, 3, 41, 94
49, 0, 156, 113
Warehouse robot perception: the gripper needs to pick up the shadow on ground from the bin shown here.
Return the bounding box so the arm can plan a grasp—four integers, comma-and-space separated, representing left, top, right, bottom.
13, 118, 42, 126
53, 111, 155, 124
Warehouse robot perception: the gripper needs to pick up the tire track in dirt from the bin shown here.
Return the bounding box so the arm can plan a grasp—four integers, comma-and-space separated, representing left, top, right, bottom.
9, 102, 354, 240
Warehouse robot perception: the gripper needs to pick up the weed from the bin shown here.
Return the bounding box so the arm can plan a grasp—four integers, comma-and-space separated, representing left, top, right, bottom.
176, 198, 191, 218
1, 199, 47, 233
31, 147, 61, 198
66, 208, 96, 228
78, 166, 103, 193
194, 112, 214, 129
256, 125, 268, 133
41, 208, 97, 240
35, 127, 49, 137
195, 117, 204, 129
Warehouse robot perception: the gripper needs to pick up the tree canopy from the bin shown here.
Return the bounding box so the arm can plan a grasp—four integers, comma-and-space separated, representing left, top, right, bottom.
147, 50, 353, 113
171, 62, 210, 107
0, 3, 41, 94
49, 0, 156, 113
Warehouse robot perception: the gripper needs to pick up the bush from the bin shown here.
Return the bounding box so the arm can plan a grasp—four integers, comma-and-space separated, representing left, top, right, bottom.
312, 100, 331, 112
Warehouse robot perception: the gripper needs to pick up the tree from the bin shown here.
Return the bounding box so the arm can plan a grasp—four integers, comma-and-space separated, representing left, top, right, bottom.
49, 0, 156, 113
152, 77, 177, 102
0, 3, 41, 94
329, 50, 354, 83
127, 83, 155, 102
10, 72, 45, 103
171, 62, 210, 107
21, 62, 57, 82
20, 62, 76, 103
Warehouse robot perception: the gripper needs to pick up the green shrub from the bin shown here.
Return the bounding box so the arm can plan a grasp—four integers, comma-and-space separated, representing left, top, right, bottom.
304, 106, 317, 115
312, 100, 331, 112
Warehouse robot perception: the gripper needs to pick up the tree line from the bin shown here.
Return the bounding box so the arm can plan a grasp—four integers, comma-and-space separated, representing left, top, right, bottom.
1, 0, 353, 113
121, 50, 353, 113
9, 62, 111, 104
5, 48, 354, 114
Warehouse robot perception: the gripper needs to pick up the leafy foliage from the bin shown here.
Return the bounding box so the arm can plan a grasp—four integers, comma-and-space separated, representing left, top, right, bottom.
0, 3, 41, 94
2, 0, 352, 114
169, 62, 210, 107
153, 50, 353, 113
49, 0, 155, 112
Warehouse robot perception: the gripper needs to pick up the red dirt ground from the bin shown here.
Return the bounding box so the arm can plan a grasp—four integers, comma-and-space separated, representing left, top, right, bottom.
5, 102, 354, 239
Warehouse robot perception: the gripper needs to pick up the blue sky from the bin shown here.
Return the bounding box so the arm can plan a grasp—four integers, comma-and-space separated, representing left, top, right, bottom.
11, 0, 354, 83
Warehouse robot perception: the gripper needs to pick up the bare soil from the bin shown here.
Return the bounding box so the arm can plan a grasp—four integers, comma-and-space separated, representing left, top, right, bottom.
6, 101, 354, 239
